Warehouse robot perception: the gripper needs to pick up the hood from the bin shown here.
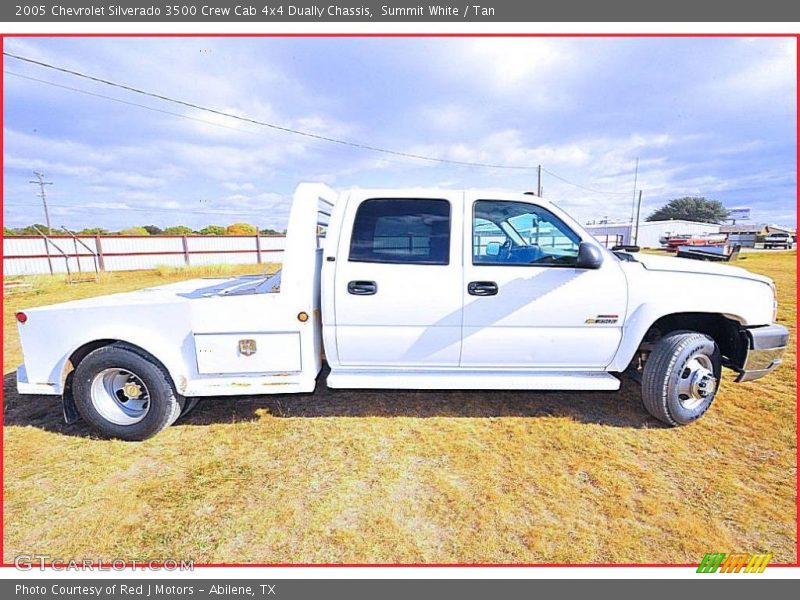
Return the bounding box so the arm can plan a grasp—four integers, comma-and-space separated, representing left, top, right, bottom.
629, 253, 773, 285
27, 274, 280, 313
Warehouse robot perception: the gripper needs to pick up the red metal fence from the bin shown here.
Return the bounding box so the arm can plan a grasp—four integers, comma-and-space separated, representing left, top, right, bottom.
3, 234, 287, 276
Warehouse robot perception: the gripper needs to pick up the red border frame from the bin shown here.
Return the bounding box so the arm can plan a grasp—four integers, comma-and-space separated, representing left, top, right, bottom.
0, 31, 797, 570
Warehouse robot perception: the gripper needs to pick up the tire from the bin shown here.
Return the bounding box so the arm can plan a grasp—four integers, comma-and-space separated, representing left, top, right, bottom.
72, 345, 181, 441
641, 331, 722, 426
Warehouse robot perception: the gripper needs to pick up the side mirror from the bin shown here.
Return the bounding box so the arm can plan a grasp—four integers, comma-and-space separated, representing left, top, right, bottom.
575, 242, 604, 269
485, 241, 501, 257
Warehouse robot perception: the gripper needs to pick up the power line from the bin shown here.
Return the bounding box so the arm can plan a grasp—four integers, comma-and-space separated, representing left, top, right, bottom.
5, 51, 534, 171
5, 70, 265, 138
5, 51, 634, 195
540, 167, 630, 196
4, 69, 452, 171
4, 69, 434, 176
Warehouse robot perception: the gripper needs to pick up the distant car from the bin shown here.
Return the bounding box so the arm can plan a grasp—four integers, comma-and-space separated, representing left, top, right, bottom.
764, 232, 793, 249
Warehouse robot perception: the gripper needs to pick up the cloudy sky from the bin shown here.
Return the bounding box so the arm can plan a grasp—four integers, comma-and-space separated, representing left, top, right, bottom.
3, 36, 797, 231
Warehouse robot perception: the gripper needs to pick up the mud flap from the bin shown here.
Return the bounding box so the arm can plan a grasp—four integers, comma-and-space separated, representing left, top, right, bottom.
61, 372, 80, 425
623, 365, 643, 384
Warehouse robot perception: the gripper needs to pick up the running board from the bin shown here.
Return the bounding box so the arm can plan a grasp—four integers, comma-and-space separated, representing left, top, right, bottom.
326, 369, 620, 391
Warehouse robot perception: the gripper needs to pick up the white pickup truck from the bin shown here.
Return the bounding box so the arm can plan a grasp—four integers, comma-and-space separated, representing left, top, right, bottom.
764, 231, 793, 250
16, 183, 788, 440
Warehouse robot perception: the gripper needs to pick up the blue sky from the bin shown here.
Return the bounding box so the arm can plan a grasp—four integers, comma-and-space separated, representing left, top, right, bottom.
3, 36, 797, 231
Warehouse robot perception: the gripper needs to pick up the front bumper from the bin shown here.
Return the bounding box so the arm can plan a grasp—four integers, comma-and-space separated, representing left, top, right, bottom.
735, 324, 789, 383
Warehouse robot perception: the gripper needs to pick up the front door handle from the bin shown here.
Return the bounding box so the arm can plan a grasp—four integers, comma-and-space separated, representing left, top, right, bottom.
348, 280, 378, 295
468, 281, 498, 296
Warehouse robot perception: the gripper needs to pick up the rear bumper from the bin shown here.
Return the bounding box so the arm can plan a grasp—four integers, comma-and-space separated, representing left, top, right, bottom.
734, 324, 789, 383
16, 365, 60, 395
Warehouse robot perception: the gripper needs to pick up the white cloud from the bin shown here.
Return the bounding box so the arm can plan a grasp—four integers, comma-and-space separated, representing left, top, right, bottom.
404, 131, 690, 180
222, 182, 256, 192
713, 38, 796, 105
420, 104, 481, 132
458, 38, 570, 90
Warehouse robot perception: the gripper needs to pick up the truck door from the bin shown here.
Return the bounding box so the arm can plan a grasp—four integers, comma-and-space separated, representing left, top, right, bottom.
332, 192, 464, 367
461, 193, 627, 369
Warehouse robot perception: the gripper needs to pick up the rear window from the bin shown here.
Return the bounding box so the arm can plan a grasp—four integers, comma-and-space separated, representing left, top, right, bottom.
348, 198, 451, 265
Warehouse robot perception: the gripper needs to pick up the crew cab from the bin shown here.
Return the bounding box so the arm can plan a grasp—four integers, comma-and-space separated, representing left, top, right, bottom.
15, 183, 789, 440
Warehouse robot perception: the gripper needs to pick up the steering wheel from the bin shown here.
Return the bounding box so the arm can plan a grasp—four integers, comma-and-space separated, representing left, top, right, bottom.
501, 239, 513, 261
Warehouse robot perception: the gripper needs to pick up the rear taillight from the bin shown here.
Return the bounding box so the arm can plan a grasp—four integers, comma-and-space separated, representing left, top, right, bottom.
16, 312, 27, 324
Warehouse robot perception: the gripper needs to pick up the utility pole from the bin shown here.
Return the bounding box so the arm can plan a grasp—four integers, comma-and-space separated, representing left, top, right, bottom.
537, 165, 543, 197
629, 158, 639, 221
628, 157, 639, 245
29, 171, 53, 234
633, 189, 643, 246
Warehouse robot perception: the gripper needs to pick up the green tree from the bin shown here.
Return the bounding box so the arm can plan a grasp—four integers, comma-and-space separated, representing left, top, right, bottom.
142, 225, 163, 235
3, 227, 17, 236
225, 222, 258, 236
162, 225, 194, 235
259, 227, 282, 235
15, 224, 50, 235
647, 197, 730, 224
79, 227, 110, 235
199, 225, 226, 235
119, 226, 149, 236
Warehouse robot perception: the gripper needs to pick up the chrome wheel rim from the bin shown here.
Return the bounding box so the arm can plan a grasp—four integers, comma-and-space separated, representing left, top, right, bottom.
677, 353, 716, 410
90, 368, 150, 425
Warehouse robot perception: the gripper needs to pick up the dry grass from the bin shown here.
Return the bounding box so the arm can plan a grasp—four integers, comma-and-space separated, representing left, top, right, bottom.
2, 254, 796, 564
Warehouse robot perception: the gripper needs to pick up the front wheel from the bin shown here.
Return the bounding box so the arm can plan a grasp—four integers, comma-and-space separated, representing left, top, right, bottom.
641, 332, 722, 426
72, 345, 182, 440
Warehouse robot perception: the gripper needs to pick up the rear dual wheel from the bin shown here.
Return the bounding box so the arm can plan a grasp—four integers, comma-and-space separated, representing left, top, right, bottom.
72, 345, 197, 441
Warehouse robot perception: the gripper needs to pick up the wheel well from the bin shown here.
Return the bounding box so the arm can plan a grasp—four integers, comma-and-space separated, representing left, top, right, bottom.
64, 340, 177, 391
636, 313, 748, 370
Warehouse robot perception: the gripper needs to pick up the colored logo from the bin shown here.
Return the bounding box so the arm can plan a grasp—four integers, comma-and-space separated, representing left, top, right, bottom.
696, 553, 772, 573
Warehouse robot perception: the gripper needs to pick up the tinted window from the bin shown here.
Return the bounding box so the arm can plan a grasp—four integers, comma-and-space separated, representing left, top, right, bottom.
473, 200, 580, 266
349, 198, 451, 265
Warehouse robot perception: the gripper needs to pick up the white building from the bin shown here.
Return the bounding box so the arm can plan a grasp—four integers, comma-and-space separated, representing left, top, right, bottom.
584, 219, 721, 248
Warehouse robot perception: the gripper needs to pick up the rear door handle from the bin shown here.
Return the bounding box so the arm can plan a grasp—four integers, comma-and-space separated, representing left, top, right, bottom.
468, 281, 498, 296
348, 280, 377, 295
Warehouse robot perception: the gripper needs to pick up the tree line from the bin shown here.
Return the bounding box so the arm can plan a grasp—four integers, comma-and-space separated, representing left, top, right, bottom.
3, 223, 286, 236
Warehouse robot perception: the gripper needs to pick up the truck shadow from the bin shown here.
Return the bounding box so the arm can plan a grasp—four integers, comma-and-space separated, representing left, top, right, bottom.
2, 369, 665, 438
